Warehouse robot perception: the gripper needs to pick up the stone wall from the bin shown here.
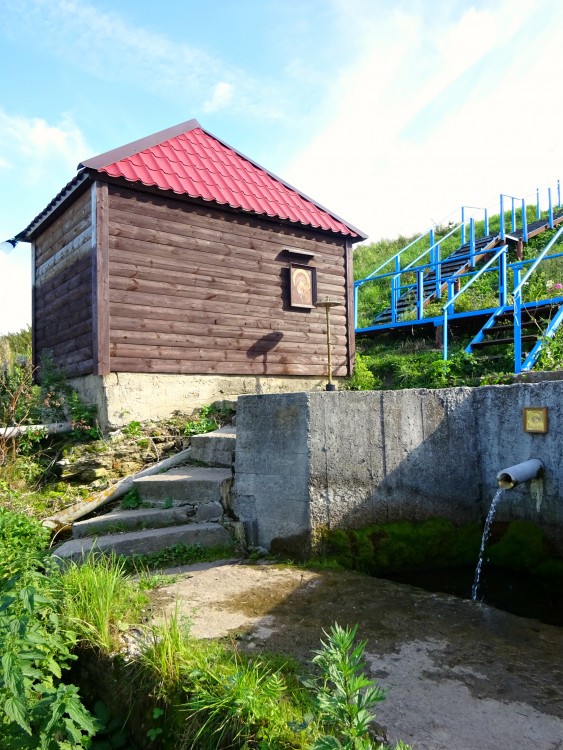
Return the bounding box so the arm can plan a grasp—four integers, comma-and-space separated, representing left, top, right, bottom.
232, 383, 563, 555
69, 372, 331, 429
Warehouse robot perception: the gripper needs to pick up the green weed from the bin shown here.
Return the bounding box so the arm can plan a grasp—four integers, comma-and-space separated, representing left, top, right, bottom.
119, 542, 235, 574
61, 554, 148, 653
307, 623, 386, 750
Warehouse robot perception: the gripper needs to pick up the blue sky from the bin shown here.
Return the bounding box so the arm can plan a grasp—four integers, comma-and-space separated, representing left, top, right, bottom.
1, 0, 563, 334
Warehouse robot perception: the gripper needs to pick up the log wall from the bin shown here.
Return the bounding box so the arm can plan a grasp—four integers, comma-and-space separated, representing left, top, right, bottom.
34, 188, 94, 377
107, 186, 352, 377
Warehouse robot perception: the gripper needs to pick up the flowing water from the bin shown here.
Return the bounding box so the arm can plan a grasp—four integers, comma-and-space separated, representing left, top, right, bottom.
471, 488, 505, 600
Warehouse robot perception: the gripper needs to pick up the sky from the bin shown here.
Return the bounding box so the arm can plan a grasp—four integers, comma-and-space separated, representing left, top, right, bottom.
1, 0, 563, 334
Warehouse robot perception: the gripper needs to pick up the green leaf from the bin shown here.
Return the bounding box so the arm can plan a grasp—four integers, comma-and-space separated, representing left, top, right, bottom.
46, 658, 62, 679
312, 736, 342, 750
4, 695, 31, 734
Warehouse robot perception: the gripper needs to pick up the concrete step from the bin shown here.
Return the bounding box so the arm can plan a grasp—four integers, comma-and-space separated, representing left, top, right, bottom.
190, 426, 237, 468
55, 522, 233, 562
133, 466, 232, 508
71, 506, 206, 538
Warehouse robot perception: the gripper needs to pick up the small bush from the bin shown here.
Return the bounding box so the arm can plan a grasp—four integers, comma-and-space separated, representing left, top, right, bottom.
0, 508, 50, 582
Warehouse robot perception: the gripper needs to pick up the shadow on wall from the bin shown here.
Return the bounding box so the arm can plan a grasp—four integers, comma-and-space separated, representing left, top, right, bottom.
232, 383, 563, 556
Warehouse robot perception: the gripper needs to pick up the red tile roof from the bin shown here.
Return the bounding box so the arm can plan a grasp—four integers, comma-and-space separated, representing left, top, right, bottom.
79, 119, 365, 239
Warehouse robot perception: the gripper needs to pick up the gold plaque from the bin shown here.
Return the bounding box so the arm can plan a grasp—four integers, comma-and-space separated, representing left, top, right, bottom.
523, 407, 548, 433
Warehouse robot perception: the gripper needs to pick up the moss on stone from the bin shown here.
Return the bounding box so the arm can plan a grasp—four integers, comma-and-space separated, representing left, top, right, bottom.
319, 517, 563, 585
488, 520, 547, 572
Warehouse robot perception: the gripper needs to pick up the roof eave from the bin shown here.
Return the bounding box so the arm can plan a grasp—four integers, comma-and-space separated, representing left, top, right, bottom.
16, 171, 92, 243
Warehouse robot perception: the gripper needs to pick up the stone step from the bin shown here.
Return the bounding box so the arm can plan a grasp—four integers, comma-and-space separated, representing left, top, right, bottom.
71, 506, 204, 538
54, 522, 233, 562
190, 426, 237, 468
133, 466, 232, 508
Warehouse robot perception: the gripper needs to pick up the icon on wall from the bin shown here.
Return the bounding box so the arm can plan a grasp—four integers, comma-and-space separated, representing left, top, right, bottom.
290, 264, 316, 309
523, 407, 548, 433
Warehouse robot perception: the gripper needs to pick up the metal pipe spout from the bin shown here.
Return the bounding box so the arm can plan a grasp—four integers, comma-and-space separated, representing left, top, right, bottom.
496, 459, 543, 489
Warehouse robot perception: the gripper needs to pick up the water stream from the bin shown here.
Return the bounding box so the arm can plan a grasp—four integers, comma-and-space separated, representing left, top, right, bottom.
471, 488, 505, 601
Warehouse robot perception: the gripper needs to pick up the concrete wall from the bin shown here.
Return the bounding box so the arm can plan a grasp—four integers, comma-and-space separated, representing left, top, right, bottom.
69, 372, 331, 429
232, 383, 563, 555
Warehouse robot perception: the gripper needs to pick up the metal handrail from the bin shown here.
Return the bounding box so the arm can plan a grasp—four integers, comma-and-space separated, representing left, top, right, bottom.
512, 225, 563, 372
513, 225, 563, 297
442, 245, 508, 360
360, 230, 430, 282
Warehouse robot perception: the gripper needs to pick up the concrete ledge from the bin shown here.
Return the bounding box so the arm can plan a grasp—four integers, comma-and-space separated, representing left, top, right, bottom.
133, 467, 232, 507
190, 427, 236, 468
233, 385, 563, 555
72, 507, 192, 538
68, 373, 333, 429
54, 523, 233, 561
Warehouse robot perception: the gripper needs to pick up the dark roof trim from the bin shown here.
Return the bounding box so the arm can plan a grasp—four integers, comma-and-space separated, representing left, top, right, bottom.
16, 171, 91, 242
79, 118, 200, 171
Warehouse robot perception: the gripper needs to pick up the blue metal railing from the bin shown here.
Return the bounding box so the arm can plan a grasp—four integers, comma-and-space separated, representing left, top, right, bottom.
511, 225, 563, 372
442, 245, 508, 360
354, 220, 492, 329
355, 180, 563, 342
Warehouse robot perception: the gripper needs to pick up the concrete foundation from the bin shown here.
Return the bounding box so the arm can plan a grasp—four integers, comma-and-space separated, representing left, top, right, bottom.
232, 383, 563, 556
69, 372, 332, 429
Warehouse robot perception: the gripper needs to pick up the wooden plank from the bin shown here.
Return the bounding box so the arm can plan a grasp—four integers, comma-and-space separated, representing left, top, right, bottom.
36, 332, 92, 358
35, 193, 91, 265
36, 287, 93, 316
109, 303, 345, 338
65, 359, 94, 378
109, 315, 347, 346
36, 207, 91, 265
110, 356, 347, 377
108, 216, 346, 271
107, 191, 345, 251
344, 239, 354, 375
35, 226, 92, 285
35, 304, 92, 336
110, 265, 332, 308
109, 329, 337, 357
110, 260, 286, 298
108, 286, 347, 324
36, 256, 92, 304
108, 187, 346, 254
93, 182, 110, 375
109, 342, 346, 365
109, 251, 344, 295
50, 346, 93, 369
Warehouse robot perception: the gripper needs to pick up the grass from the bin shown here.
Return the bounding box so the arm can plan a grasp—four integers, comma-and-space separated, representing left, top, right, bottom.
60, 553, 149, 652
119, 542, 236, 574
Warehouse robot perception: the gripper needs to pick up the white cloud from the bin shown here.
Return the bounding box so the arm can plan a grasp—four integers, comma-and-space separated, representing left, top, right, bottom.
0, 110, 91, 334
283, 0, 563, 242
0, 110, 90, 186
4, 0, 285, 121
203, 82, 235, 113
0, 250, 31, 335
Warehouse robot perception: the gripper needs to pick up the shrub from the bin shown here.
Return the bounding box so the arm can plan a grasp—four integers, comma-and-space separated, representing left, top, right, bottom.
0, 508, 50, 582
0, 513, 97, 749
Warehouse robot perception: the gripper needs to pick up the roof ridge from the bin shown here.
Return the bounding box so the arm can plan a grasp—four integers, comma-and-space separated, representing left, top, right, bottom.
79, 118, 201, 171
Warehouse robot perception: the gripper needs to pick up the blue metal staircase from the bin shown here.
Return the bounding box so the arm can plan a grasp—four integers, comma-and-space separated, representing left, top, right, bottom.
355, 182, 563, 374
